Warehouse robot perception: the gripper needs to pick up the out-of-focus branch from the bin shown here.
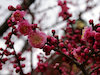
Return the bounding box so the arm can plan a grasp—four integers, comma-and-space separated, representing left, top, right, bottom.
31, 48, 34, 75
28, 9, 35, 24
21, 40, 30, 53
35, 5, 58, 14
89, 67, 100, 75
77, 64, 92, 75
55, 48, 89, 75
0, 18, 10, 37
43, 20, 65, 31
79, 1, 98, 19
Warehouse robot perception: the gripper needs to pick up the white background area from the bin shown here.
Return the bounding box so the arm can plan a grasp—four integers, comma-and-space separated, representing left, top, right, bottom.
0, 0, 100, 74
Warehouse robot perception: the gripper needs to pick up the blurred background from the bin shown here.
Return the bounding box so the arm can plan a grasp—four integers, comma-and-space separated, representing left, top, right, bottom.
0, 0, 100, 74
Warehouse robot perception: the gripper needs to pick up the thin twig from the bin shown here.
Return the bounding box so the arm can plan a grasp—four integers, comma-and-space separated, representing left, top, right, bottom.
54, 48, 89, 75
31, 48, 34, 75
35, 5, 58, 14
89, 67, 100, 75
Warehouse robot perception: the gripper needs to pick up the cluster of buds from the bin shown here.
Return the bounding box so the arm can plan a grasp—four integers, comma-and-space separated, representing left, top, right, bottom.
36, 54, 48, 72
8, 4, 47, 49
58, 0, 72, 20
0, 4, 47, 74
0, 0, 100, 75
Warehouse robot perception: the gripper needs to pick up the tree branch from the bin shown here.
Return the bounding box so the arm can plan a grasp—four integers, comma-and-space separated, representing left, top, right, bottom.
54, 48, 89, 75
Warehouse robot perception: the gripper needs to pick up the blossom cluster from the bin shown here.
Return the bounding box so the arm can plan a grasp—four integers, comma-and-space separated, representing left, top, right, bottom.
8, 5, 47, 48
0, 0, 100, 75
0, 5, 47, 74
35, 0, 100, 75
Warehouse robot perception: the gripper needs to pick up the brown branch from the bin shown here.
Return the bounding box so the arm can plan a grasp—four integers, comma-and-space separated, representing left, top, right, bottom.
89, 67, 100, 75
21, 40, 30, 53
43, 20, 65, 31
77, 64, 92, 75
35, 5, 57, 14
54, 48, 89, 75
28, 9, 35, 24
14, 50, 24, 75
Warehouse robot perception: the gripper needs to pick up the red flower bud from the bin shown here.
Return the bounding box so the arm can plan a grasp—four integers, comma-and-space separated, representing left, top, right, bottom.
8, 5, 15, 11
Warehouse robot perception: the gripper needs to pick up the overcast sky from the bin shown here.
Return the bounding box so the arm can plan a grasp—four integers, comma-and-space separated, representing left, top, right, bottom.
0, 0, 100, 74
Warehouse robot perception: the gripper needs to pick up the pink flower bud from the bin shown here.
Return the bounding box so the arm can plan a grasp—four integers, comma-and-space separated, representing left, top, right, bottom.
59, 42, 64, 48
89, 19, 93, 24
84, 48, 89, 54
96, 27, 100, 32
16, 67, 20, 73
52, 29, 55, 34
13, 64, 17, 68
21, 64, 25, 68
8, 5, 15, 11
16, 5, 22, 10
95, 32, 100, 41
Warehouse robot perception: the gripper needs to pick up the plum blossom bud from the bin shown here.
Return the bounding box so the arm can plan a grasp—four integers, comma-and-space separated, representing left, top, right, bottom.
96, 27, 100, 32
13, 64, 17, 68
59, 42, 64, 48
58, 0, 62, 6
16, 5, 22, 10
84, 48, 89, 54
52, 29, 55, 35
21, 64, 25, 68
16, 67, 20, 73
89, 19, 93, 24
8, 5, 15, 11
36, 63, 48, 72
94, 32, 100, 41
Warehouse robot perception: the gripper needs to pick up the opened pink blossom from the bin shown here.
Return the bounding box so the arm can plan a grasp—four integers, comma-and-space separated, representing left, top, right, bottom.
12, 10, 25, 21
28, 31, 47, 48
18, 20, 31, 35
